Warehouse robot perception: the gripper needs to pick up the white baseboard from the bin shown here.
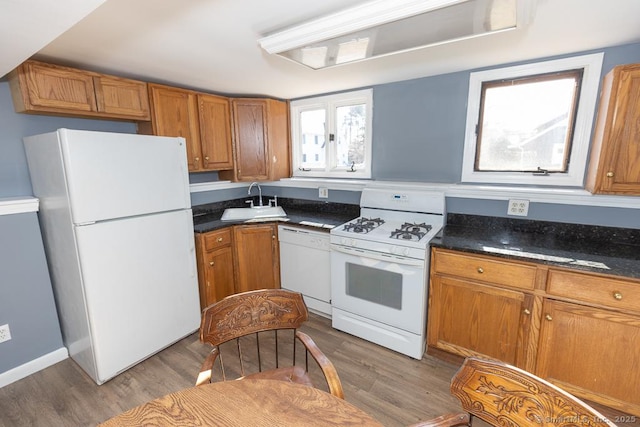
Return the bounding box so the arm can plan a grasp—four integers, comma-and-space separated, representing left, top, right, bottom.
0, 347, 68, 388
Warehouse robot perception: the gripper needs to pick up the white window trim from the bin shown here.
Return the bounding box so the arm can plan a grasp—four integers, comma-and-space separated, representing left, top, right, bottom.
461, 53, 604, 187
290, 89, 373, 179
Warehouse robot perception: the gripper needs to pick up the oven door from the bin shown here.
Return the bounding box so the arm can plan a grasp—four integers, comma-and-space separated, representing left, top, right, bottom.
330, 244, 427, 334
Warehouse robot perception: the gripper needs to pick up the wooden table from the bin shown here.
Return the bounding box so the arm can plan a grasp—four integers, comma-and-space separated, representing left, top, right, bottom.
99, 379, 384, 426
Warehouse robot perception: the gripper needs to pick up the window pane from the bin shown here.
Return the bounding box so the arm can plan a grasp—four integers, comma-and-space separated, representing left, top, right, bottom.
336, 104, 366, 168
300, 109, 326, 168
476, 71, 582, 172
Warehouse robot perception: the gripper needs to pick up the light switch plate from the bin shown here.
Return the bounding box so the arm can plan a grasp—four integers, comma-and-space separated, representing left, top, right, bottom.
319, 187, 329, 198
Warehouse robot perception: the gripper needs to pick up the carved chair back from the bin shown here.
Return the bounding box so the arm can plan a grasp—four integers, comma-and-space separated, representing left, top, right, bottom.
451, 357, 618, 427
197, 288, 344, 398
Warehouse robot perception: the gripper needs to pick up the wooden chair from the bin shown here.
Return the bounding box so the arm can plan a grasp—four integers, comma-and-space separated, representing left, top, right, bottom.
196, 288, 344, 399
410, 357, 618, 427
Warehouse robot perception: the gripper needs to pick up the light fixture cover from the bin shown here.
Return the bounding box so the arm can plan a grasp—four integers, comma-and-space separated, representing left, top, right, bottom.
258, 0, 531, 70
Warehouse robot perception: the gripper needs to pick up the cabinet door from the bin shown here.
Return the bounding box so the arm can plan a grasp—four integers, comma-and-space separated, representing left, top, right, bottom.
17, 61, 98, 113
198, 94, 233, 170
94, 75, 150, 120
427, 275, 532, 367
233, 224, 280, 293
536, 299, 640, 415
231, 99, 269, 181
586, 63, 640, 194
202, 246, 235, 308
148, 84, 203, 171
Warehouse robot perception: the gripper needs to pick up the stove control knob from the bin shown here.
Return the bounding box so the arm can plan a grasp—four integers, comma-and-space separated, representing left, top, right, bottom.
350, 239, 357, 247
340, 238, 348, 245
402, 248, 410, 256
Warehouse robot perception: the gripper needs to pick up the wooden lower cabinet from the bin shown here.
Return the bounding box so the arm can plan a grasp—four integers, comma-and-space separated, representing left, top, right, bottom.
536, 299, 640, 415
195, 228, 236, 309
428, 247, 640, 416
428, 272, 534, 368
233, 224, 280, 293
195, 224, 281, 309
200, 247, 235, 309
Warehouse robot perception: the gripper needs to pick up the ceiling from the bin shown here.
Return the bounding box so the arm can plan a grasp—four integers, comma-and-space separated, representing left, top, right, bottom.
3, 0, 640, 99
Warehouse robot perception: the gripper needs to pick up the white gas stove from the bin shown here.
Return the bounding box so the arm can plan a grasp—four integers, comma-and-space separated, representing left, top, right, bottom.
330, 187, 445, 359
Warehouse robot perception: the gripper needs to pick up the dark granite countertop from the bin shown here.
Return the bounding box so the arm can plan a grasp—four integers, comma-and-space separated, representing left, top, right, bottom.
193, 197, 359, 234
430, 214, 640, 279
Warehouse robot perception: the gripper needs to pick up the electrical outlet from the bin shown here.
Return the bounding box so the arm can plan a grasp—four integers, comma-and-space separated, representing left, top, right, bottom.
0, 324, 11, 343
507, 199, 529, 216
318, 187, 329, 198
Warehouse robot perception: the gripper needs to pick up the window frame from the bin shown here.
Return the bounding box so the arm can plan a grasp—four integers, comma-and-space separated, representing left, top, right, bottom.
461, 53, 604, 187
290, 89, 373, 179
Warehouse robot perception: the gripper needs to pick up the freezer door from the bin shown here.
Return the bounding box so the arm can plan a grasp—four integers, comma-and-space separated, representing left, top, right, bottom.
59, 129, 191, 224
74, 209, 200, 384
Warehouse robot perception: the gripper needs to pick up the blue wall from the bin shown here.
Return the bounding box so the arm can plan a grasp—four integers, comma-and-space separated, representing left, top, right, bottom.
1, 41, 639, 378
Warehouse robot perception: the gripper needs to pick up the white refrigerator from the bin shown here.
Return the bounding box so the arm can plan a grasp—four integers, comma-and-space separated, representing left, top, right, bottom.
24, 128, 201, 385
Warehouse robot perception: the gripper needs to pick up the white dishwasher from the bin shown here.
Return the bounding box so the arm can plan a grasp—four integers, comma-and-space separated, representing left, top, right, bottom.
278, 225, 331, 317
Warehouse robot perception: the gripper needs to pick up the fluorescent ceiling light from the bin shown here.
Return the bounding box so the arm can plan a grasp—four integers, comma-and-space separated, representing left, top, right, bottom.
258, 0, 532, 70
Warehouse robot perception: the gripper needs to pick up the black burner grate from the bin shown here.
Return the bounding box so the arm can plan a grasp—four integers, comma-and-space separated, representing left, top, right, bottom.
342, 217, 385, 234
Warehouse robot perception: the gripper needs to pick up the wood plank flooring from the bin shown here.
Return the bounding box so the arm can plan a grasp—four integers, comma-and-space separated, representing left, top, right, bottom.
0, 314, 636, 426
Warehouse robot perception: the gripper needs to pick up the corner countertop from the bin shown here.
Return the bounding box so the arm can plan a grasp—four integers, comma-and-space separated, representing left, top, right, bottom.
193, 197, 359, 234
430, 214, 640, 280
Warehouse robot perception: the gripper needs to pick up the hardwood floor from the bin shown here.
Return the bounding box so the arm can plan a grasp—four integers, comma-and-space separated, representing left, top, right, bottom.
0, 314, 636, 426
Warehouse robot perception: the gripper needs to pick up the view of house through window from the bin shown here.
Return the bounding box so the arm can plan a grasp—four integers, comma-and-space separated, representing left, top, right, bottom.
461, 53, 603, 187
476, 70, 582, 174
291, 89, 372, 178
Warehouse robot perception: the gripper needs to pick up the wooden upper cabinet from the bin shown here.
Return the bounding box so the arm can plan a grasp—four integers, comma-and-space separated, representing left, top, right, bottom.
143, 84, 233, 172
145, 84, 202, 171
198, 94, 233, 170
93, 75, 150, 119
8, 60, 150, 120
586, 63, 640, 195
219, 98, 291, 182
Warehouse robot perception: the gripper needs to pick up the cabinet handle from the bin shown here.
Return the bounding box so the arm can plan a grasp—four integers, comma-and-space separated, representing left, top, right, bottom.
217, 237, 223, 242
613, 291, 623, 300
545, 314, 553, 321
209, 261, 215, 266
606, 171, 614, 178
523, 308, 531, 315
477, 267, 484, 274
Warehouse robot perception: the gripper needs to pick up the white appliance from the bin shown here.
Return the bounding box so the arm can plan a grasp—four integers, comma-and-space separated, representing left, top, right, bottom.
278, 225, 331, 316
330, 188, 445, 359
23, 129, 201, 385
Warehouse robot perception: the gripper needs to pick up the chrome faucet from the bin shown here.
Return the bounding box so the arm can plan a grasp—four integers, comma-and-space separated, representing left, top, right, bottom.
248, 182, 263, 206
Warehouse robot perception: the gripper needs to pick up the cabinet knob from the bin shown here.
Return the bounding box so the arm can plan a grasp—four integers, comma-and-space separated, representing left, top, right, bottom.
545, 314, 553, 321
205, 156, 209, 161
613, 291, 623, 300
195, 157, 200, 162
606, 171, 614, 178
477, 267, 484, 274
523, 308, 531, 315
272, 235, 276, 240
217, 237, 223, 242
209, 261, 215, 266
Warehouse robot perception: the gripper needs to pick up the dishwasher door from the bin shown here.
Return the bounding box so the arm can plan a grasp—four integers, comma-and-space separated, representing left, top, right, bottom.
278, 225, 331, 316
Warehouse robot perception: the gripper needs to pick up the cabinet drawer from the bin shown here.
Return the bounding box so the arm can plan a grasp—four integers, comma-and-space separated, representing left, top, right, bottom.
204, 228, 232, 251
547, 269, 640, 312
433, 250, 537, 290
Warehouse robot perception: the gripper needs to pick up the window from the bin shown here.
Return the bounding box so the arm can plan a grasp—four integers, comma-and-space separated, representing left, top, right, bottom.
462, 53, 604, 187
290, 89, 372, 178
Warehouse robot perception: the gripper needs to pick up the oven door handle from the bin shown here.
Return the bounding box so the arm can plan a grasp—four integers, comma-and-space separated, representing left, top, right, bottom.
331, 245, 425, 267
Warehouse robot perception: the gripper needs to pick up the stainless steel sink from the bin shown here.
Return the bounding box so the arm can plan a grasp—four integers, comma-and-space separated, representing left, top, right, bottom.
221, 206, 287, 221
